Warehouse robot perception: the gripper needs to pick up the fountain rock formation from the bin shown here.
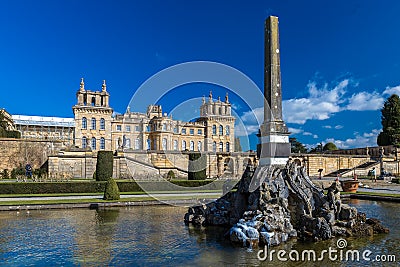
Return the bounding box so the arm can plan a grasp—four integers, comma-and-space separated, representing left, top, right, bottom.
184, 162, 389, 247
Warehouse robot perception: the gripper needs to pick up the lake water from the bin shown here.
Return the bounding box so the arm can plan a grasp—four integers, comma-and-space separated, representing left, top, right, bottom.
0, 199, 398, 266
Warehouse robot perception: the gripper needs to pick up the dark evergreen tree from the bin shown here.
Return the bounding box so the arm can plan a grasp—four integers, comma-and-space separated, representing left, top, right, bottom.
95, 151, 114, 181
188, 152, 207, 180
289, 137, 307, 153
377, 94, 400, 146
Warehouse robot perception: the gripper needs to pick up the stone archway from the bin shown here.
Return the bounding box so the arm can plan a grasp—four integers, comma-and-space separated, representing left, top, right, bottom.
223, 157, 235, 175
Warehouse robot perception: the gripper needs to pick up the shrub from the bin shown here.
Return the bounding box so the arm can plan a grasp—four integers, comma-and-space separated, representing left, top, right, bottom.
188, 153, 207, 180
11, 167, 25, 179
95, 151, 114, 181
2, 169, 9, 179
166, 170, 175, 180
103, 179, 120, 200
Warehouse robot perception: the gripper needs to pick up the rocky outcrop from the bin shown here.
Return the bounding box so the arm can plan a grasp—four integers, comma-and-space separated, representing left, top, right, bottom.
184, 162, 389, 247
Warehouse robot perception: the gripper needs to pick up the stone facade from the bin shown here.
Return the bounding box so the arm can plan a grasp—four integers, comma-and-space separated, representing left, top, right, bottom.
48, 150, 258, 179
0, 138, 63, 172
72, 80, 235, 154
73, 79, 113, 151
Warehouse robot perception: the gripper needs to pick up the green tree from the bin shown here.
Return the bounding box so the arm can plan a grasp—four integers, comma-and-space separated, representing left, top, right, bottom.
95, 151, 114, 181
323, 142, 338, 151
377, 94, 400, 146
188, 152, 206, 180
103, 179, 120, 200
289, 137, 307, 153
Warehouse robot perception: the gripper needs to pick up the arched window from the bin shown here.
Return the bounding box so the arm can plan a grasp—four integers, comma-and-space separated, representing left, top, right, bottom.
219, 142, 223, 152
82, 117, 87, 129
212, 125, 216, 135
162, 123, 167, 131
226, 125, 230, 135
173, 140, 178, 150
226, 142, 230, 152
219, 125, 223, 135
100, 118, 105, 130
182, 140, 186, 150
213, 141, 216, 152
147, 139, 151, 150
91, 97, 96, 106
82, 136, 87, 149
135, 138, 140, 150
91, 137, 96, 150
153, 139, 157, 150
125, 138, 131, 149
91, 118, 96, 130
197, 141, 202, 151
100, 137, 105, 150
190, 141, 194, 151
162, 138, 167, 150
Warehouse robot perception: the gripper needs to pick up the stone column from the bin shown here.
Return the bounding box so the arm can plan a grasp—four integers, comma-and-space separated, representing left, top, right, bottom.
258, 16, 290, 166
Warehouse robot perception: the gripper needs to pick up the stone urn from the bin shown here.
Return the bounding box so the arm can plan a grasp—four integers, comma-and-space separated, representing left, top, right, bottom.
340, 179, 359, 193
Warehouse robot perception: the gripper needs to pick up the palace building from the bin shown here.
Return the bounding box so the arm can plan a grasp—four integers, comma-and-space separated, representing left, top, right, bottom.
74, 78, 235, 153
8, 78, 236, 154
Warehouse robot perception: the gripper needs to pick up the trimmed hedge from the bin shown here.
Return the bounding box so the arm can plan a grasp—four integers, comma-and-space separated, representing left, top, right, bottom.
96, 151, 113, 181
0, 180, 231, 195
188, 152, 207, 180
103, 179, 120, 200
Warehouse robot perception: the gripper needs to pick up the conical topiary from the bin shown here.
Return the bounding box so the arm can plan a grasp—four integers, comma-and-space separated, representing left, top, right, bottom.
103, 179, 120, 200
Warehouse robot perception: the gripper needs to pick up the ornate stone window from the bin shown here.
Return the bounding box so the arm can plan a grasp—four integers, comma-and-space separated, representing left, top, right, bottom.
197, 141, 202, 151
91, 137, 96, 150
190, 141, 194, 151
146, 139, 151, 150
82, 117, 87, 129
82, 136, 87, 148
100, 137, 105, 150
91, 118, 96, 130
212, 125, 216, 135
213, 141, 216, 152
219, 142, 223, 152
182, 140, 186, 150
226, 142, 230, 152
100, 118, 105, 130
219, 125, 223, 136
226, 125, 230, 136
173, 140, 178, 150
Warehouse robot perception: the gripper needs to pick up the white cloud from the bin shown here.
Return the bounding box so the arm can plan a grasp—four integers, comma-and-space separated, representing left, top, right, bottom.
303, 132, 313, 136
313, 134, 318, 139
383, 85, 400, 96
334, 125, 343, 129
288, 127, 303, 134
324, 129, 381, 149
240, 107, 263, 125
346, 91, 384, 111
323, 125, 332, 129
283, 79, 348, 124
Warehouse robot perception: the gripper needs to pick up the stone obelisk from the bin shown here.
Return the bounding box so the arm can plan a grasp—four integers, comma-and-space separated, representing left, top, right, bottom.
258, 16, 290, 166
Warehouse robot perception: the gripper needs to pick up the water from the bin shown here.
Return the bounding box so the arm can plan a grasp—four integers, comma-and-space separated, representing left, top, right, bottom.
0, 200, 398, 266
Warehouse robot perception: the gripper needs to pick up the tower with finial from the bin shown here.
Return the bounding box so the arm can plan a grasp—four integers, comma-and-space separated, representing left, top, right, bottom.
198, 90, 235, 152
73, 78, 113, 152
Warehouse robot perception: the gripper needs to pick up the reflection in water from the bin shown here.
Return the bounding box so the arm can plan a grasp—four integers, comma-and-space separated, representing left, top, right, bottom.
0, 200, 397, 266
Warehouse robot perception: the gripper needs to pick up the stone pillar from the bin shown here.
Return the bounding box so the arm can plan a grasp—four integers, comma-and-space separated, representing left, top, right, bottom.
258, 16, 290, 166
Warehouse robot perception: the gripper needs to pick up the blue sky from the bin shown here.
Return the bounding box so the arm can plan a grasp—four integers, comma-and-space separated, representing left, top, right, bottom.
1, 0, 400, 151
